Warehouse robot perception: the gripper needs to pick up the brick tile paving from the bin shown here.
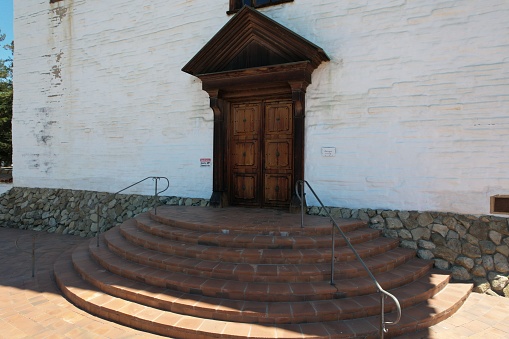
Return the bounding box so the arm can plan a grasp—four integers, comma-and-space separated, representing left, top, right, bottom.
1, 226, 509, 338
0, 227, 164, 339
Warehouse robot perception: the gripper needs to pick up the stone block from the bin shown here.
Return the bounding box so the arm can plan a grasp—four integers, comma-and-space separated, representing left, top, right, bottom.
397, 211, 410, 220
446, 239, 462, 253
471, 265, 486, 277
386, 217, 403, 229
411, 227, 431, 240
469, 221, 489, 240
490, 220, 509, 236
401, 240, 418, 250
489, 230, 503, 245
443, 216, 457, 229
431, 232, 446, 246
358, 210, 370, 221
446, 230, 459, 240
455, 256, 474, 269
432, 224, 449, 237
402, 218, 419, 230
418, 239, 436, 250
433, 246, 458, 262
384, 229, 399, 238
434, 259, 450, 270
496, 245, 509, 257
464, 234, 479, 245
370, 215, 385, 226
397, 229, 412, 240
494, 253, 509, 273
472, 277, 490, 293
417, 213, 434, 227
488, 272, 509, 292
417, 249, 434, 260
479, 240, 497, 255
452, 266, 471, 281
481, 255, 494, 271
462, 243, 481, 258
381, 210, 397, 218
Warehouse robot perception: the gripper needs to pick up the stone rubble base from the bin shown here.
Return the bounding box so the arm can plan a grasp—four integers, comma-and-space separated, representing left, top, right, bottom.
1, 187, 508, 297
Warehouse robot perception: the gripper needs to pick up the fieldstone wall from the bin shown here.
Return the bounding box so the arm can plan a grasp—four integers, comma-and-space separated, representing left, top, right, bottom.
307, 206, 509, 297
0, 187, 208, 237
2, 187, 509, 297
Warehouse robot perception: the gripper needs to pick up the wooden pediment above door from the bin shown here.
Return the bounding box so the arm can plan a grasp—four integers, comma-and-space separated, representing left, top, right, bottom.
182, 6, 330, 78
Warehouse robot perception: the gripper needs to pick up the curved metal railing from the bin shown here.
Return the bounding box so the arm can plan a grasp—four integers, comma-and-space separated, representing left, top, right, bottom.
295, 180, 401, 338
96, 176, 170, 247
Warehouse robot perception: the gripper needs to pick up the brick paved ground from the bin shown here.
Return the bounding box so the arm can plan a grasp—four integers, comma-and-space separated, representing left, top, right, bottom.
1, 226, 509, 339
0, 227, 164, 338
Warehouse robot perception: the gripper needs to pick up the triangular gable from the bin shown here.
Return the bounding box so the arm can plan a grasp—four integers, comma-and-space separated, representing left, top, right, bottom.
182, 6, 329, 76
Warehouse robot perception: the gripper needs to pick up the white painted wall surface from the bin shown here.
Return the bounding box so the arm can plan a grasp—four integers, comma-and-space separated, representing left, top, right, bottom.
13, 0, 509, 214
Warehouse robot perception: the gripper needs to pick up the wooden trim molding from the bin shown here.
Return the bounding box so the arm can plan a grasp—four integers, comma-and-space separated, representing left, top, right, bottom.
491, 195, 509, 215
228, 1, 294, 14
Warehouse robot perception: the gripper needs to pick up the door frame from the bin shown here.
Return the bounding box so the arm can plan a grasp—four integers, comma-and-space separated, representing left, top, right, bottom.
198, 63, 312, 210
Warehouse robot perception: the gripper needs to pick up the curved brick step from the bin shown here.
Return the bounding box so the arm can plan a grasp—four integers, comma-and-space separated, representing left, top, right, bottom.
56, 246, 473, 338
135, 212, 380, 249
105, 225, 416, 282
333, 258, 433, 298
119, 220, 400, 265
150, 205, 366, 236
90, 234, 431, 301
91, 236, 342, 302
72, 238, 455, 324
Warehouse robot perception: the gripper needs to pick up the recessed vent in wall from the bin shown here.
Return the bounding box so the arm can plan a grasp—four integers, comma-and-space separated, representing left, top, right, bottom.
491, 195, 509, 214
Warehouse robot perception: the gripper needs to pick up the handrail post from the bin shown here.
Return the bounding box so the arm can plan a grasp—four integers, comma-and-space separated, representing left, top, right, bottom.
300, 181, 304, 228
31, 235, 36, 277
330, 220, 335, 285
380, 292, 385, 338
154, 177, 159, 215
15, 234, 38, 278
96, 204, 100, 247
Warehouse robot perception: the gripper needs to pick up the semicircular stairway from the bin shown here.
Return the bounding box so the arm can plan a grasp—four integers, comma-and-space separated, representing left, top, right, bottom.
54, 206, 472, 338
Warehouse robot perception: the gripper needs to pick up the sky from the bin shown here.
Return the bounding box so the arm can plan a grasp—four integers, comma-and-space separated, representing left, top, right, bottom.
0, 0, 14, 61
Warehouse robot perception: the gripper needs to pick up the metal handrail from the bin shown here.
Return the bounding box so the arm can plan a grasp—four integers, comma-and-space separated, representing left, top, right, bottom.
15, 234, 37, 278
96, 176, 170, 247
295, 180, 401, 338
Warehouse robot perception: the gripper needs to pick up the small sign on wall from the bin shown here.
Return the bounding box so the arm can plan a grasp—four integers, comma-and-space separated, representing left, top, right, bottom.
200, 158, 211, 166
321, 147, 336, 157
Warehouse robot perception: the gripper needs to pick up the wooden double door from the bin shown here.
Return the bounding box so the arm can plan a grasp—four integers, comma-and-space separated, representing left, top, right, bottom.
229, 99, 294, 208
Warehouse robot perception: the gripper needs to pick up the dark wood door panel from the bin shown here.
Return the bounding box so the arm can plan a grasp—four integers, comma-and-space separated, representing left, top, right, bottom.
265, 140, 292, 170
264, 174, 292, 206
233, 174, 257, 202
233, 104, 260, 136
232, 141, 258, 167
265, 102, 292, 135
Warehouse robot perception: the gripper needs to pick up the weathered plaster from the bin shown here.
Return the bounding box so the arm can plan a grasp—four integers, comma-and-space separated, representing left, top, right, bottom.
12, 0, 509, 214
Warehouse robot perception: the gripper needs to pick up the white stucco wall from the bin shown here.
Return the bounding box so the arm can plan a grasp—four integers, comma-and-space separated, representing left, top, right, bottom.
13, 0, 509, 214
